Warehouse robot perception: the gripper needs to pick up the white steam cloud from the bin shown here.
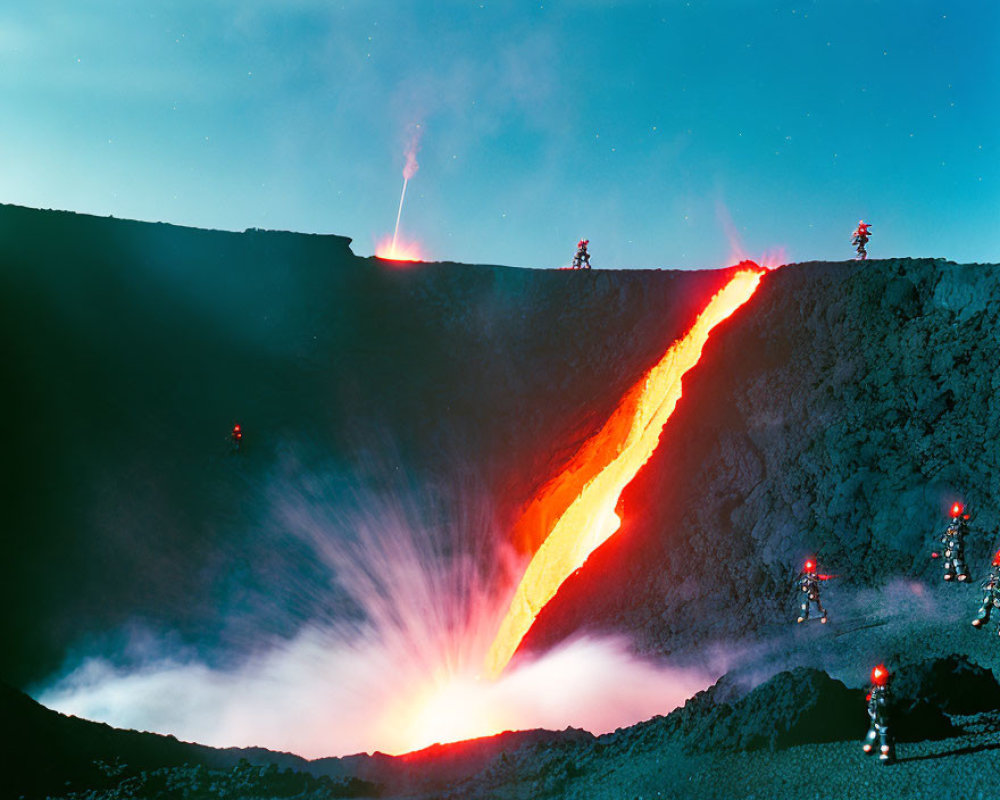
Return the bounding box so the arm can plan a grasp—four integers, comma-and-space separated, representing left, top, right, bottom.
37, 460, 716, 759
39, 634, 712, 759
402, 125, 421, 180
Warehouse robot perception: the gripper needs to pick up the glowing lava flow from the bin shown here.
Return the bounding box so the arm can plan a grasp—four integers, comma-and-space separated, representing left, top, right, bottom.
484, 268, 764, 678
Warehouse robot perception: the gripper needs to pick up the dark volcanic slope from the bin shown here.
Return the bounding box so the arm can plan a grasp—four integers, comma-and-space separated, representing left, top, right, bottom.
0, 203, 735, 687
526, 257, 1000, 656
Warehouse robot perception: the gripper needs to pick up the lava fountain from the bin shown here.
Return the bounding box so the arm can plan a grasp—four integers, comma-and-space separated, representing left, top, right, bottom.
485, 267, 764, 678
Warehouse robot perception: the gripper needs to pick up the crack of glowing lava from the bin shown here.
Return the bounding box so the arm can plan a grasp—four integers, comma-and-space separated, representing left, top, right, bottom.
484, 268, 764, 679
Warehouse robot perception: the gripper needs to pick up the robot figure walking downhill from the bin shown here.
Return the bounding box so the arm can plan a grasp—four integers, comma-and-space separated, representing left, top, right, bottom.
932, 502, 971, 582
972, 549, 1000, 636
796, 558, 833, 624
863, 664, 895, 764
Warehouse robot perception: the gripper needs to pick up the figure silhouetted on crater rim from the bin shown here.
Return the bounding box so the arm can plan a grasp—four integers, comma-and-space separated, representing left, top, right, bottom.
572, 239, 591, 269
852, 220, 871, 260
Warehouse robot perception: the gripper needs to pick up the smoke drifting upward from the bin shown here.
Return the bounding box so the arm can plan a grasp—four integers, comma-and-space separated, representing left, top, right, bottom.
715, 198, 787, 268
402, 125, 421, 181
37, 461, 716, 758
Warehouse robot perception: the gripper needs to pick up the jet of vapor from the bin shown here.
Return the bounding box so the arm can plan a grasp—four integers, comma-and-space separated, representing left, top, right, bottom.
390, 124, 421, 253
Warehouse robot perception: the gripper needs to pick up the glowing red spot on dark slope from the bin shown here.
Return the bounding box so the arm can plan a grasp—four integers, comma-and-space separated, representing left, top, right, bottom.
871, 665, 888, 686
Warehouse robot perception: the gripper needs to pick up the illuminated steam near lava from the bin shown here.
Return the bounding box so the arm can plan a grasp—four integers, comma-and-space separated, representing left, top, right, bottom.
376, 126, 424, 262
39, 467, 712, 757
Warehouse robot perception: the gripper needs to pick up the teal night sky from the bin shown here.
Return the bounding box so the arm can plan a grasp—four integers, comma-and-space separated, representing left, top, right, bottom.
2, 1, 997, 267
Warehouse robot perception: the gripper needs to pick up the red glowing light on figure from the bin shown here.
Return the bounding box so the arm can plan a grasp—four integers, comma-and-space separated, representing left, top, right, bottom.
871, 664, 889, 686
951, 502, 964, 517
993, 549, 1000, 567
804, 559, 816, 572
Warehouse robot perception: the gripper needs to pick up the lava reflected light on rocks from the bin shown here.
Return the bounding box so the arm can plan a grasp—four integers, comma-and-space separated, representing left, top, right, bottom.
485, 267, 764, 678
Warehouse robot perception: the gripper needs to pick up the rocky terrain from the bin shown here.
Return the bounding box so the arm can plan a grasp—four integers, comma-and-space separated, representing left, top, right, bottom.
527, 255, 1000, 659
4, 203, 1000, 797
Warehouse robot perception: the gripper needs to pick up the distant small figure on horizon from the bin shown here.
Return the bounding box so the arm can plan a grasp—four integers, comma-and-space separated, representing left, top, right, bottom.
972, 549, 1000, 636
863, 663, 895, 764
931, 502, 971, 582
796, 557, 833, 624
572, 239, 591, 269
231, 423, 243, 453
852, 220, 872, 260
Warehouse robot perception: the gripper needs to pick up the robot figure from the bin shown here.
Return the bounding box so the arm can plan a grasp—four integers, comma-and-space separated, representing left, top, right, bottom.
852, 220, 872, 260
231, 423, 243, 452
863, 663, 895, 764
796, 558, 833, 624
572, 239, 591, 269
932, 502, 970, 582
972, 549, 1000, 636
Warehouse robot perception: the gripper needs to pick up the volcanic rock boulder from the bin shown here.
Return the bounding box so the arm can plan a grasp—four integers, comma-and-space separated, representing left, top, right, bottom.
673, 668, 867, 753
893, 654, 1000, 716
643, 663, 957, 754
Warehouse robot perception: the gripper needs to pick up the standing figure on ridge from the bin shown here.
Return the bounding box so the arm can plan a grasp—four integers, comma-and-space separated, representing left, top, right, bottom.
796, 558, 833, 624
572, 239, 591, 269
863, 663, 895, 765
932, 502, 971, 582
972, 549, 1000, 636
852, 220, 872, 260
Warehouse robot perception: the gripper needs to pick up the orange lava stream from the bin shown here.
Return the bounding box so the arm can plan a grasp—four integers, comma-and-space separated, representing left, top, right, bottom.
484, 268, 763, 678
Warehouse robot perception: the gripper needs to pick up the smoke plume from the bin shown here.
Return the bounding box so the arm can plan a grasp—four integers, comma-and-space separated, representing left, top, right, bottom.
402, 125, 421, 180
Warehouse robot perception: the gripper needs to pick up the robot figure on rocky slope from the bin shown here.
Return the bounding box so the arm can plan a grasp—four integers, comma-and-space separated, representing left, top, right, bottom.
852, 220, 871, 260
863, 663, 895, 764
971, 549, 1000, 636
796, 558, 833, 624
932, 502, 971, 582
572, 239, 591, 269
